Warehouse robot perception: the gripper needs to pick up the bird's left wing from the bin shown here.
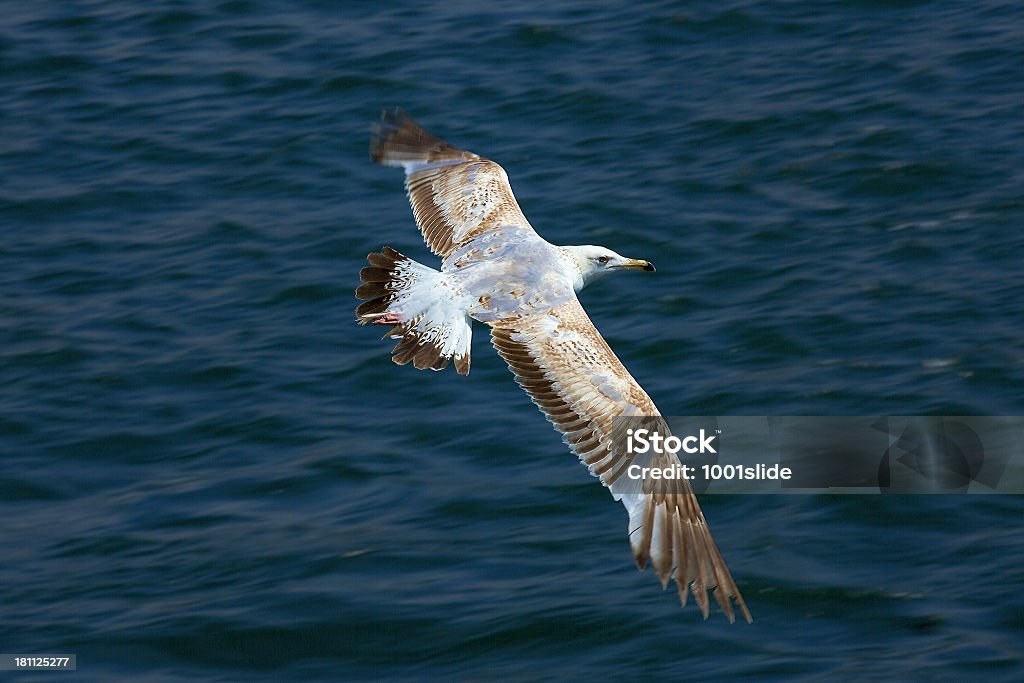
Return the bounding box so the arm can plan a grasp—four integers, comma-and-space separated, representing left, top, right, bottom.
491, 298, 751, 622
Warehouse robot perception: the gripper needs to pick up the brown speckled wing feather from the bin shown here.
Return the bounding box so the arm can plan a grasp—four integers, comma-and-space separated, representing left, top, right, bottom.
371, 109, 537, 259
490, 298, 751, 622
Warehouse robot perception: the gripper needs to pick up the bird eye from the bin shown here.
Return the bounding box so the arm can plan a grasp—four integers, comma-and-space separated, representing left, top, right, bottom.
597, 255, 609, 264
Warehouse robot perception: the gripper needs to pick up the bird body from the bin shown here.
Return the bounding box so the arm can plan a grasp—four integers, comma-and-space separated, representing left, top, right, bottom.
357, 109, 750, 622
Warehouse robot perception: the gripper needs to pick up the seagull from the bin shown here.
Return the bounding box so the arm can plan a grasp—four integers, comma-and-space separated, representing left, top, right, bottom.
357, 109, 751, 622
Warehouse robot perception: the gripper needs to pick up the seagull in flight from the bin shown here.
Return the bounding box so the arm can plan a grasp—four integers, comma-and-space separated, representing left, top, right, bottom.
357, 109, 750, 622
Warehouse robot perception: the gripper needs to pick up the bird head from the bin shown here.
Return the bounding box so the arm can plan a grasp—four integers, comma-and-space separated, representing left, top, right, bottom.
562, 245, 656, 291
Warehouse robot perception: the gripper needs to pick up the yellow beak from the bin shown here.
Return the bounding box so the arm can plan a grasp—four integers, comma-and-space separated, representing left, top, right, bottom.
615, 258, 656, 272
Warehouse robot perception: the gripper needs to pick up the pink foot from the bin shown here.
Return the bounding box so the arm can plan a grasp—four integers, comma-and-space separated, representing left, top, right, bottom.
374, 313, 401, 325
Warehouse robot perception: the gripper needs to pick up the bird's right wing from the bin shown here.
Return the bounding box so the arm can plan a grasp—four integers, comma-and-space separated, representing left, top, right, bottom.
370, 109, 538, 259
490, 298, 751, 622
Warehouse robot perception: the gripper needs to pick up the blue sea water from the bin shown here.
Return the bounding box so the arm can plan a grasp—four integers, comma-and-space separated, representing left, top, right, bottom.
2, 1, 1023, 680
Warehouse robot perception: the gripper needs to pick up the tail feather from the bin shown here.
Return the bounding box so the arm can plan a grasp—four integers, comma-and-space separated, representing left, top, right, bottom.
356, 247, 472, 375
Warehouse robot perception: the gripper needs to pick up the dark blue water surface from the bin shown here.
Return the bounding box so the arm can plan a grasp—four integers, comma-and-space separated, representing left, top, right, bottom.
3, 1, 1023, 680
